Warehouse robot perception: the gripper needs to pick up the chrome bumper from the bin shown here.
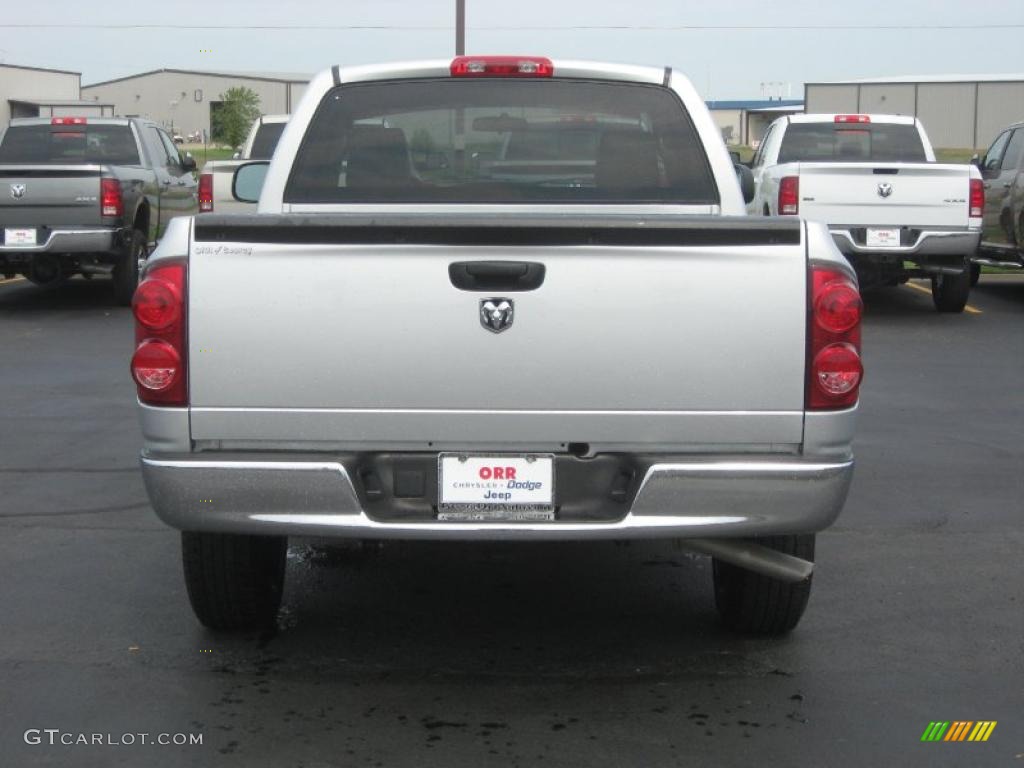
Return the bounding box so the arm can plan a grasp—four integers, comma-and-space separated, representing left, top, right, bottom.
140, 453, 854, 540
830, 228, 980, 257
0, 228, 117, 254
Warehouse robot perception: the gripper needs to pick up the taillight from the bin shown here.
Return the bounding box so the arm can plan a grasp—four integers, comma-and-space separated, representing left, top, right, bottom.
834, 114, 870, 124
100, 177, 123, 218
779, 176, 799, 215
198, 172, 214, 213
52, 116, 87, 125
969, 178, 984, 218
131, 261, 187, 406
450, 56, 554, 77
808, 266, 863, 410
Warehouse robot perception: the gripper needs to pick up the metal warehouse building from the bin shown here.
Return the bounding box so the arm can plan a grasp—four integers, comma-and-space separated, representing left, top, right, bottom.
81, 69, 310, 139
0, 63, 86, 126
706, 99, 804, 147
805, 75, 1024, 150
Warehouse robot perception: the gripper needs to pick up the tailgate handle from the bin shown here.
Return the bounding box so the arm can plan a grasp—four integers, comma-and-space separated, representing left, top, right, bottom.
449, 261, 546, 291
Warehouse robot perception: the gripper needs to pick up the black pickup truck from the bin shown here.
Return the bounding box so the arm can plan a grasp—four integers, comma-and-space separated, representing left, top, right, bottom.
0, 116, 199, 303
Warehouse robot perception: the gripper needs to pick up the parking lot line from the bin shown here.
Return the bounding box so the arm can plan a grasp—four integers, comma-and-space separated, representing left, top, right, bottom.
903, 281, 982, 314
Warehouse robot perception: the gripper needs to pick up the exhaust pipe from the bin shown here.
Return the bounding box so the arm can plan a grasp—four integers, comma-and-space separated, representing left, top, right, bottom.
80, 262, 115, 276
679, 538, 814, 583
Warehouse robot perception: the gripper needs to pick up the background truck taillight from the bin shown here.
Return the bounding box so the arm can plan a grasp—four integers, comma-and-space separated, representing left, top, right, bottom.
969, 178, 984, 219
131, 261, 187, 406
807, 265, 863, 410
778, 176, 799, 215
198, 173, 214, 212
100, 177, 123, 217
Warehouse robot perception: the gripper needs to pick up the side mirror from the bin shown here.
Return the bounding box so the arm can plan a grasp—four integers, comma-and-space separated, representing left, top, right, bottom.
232, 150, 242, 160
970, 153, 981, 168
181, 153, 196, 172
735, 164, 755, 204
233, 161, 270, 203
729, 150, 742, 165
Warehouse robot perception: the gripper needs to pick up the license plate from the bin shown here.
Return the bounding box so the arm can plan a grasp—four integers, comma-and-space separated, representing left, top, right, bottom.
4, 228, 37, 246
438, 454, 554, 521
865, 227, 900, 248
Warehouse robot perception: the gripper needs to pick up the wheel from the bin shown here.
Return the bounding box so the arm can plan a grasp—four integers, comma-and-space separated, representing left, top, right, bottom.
112, 229, 146, 306
969, 263, 981, 287
712, 534, 815, 635
181, 532, 287, 631
930, 267, 971, 313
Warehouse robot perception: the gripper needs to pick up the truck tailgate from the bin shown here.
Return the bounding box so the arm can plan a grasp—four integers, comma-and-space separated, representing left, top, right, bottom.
0, 165, 106, 228
187, 215, 808, 449
796, 163, 973, 227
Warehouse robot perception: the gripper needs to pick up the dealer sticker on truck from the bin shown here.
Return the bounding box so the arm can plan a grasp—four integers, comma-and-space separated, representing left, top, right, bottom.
438, 454, 554, 521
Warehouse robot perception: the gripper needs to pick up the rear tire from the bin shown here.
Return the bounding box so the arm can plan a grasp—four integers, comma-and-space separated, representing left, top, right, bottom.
712, 534, 815, 635
181, 532, 287, 631
931, 267, 971, 313
112, 229, 145, 306
969, 263, 981, 286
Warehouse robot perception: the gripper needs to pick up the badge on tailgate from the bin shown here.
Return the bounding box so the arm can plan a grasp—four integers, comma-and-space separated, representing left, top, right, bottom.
438, 454, 554, 521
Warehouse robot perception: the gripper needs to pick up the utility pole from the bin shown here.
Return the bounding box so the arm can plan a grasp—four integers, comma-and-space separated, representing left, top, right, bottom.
456, 0, 465, 55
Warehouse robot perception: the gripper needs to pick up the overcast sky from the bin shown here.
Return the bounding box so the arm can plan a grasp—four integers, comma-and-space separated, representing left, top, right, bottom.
2, 0, 1023, 98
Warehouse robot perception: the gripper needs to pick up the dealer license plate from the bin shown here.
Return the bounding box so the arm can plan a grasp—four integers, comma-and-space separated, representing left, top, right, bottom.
438, 454, 554, 521
4, 228, 37, 246
865, 227, 900, 248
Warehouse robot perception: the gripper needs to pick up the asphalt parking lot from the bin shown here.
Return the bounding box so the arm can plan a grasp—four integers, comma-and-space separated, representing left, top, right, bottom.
0, 273, 1021, 767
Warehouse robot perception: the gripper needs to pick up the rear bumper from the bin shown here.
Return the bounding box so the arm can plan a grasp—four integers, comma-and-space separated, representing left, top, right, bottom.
140, 452, 854, 540
0, 227, 118, 255
830, 227, 980, 258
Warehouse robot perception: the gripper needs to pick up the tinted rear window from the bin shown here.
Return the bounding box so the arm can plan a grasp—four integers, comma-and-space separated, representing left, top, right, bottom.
249, 122, 286, 159
285, 79, 718, 204
778, 123, 928, 163
0, 124, 141, 165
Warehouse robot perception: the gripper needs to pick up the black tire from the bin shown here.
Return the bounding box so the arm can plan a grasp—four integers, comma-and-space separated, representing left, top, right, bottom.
712, 534, 815, 636
969, 263, 981, 287
930, 267, 971, 313
181, 532, 287, 631
112, 229, 146, 306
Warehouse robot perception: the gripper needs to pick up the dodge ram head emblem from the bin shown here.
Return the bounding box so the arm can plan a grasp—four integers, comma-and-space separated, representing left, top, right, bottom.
10, 184, 26, 199
877, 183, 893, 198
480, 298, 514, 333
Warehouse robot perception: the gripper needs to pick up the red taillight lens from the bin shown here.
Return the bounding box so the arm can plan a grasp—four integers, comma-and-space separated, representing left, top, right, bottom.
814, 279, 862, 334
450, 56, 554, 77
133, 277, 181, 331
834, 114, 870, 124
52, 116, 87, 125
779, 176, 799, 215
100, 177, 123, 217
131, 339, 182, 392
812, 343, 863, 397
198, 172, 214, 213
131, 261, 187, 406
808, 266, 863, 410
969, 178, 984, 218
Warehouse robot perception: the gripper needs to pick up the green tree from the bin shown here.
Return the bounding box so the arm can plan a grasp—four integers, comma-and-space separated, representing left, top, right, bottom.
214, 87, 261, 149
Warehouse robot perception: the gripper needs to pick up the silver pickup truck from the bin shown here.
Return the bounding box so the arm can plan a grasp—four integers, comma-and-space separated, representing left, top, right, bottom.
0, 116, 198, 303
133, 57, 862, 636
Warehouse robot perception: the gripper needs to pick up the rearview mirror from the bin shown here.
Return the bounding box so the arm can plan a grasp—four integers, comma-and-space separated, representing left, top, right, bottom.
233, 161, 270, 203
735, 164, 755, 204
472, 115, 529, 133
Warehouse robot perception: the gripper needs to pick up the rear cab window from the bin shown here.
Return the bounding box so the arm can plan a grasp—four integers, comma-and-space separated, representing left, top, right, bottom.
0, 123, 141, 165
285, 79, 719, 204
250, 122, 286, 159
778, 122, 928, 163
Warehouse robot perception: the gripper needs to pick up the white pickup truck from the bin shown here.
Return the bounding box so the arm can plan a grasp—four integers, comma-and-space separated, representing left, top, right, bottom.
749, 113, 983, 312
198, 114, 288, 214
133, 57, 862, 636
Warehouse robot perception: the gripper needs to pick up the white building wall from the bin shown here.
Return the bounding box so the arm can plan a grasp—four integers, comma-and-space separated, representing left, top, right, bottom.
83, 71, 304, 139
0, 65, 81, 126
